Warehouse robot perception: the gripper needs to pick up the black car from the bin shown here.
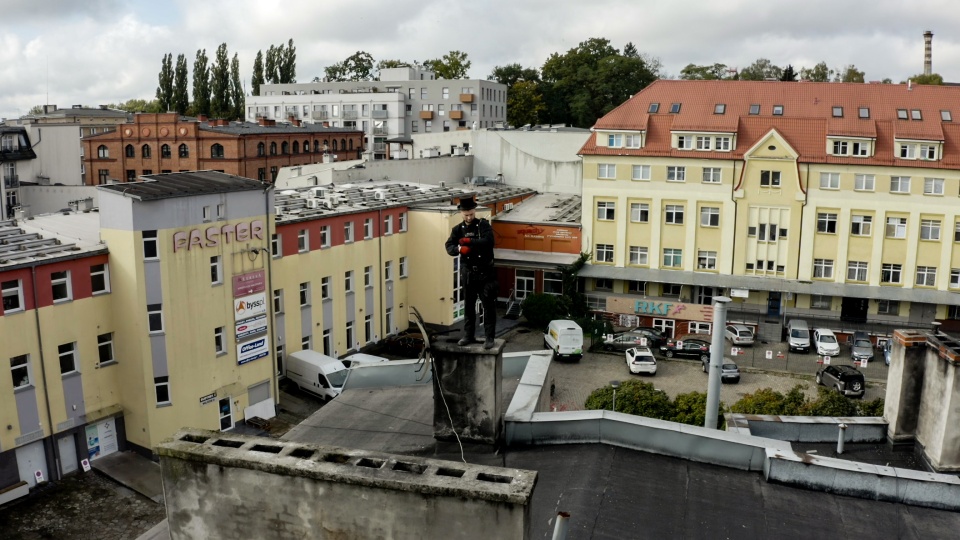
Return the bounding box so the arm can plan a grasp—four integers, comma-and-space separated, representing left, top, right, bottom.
815, 364, 865, 398
627, 327, 667, 348
602, 330, 663, 352
659, 338, 711, 361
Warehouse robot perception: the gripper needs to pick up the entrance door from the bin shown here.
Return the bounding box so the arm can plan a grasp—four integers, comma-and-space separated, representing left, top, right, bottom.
515, 270, 535, 301
841, 297, 869, 323
767, 292, 782, 317
58, 435, 78, 475
219, 397, 234, 431
653, 318, 675, 338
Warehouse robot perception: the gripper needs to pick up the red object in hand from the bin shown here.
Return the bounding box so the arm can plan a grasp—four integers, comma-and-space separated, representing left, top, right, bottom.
459, 246, 471, 254
459, 237, 471, 245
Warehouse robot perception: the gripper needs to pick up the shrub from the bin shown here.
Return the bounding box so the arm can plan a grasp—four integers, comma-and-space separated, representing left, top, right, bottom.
857, 397, 885, 417
673, 391, 724, 427
803, 387, 858, 416
520, 293, 560, 329
730, 387, 792, 415
585, 380, 675, 419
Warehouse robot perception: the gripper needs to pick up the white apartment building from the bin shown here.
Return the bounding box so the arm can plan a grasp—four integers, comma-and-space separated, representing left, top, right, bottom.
245, 67, 507, 160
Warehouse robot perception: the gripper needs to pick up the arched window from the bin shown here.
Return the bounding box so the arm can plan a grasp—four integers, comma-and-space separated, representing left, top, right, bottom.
269, 142, 277, 155
141, 144, 151, 158
314, 140, 320, 153
257, 142, 265, 157
97, 145, 109, 158
332, 139, 338, 151
211, 143, 224, 158
281, 141, 289, 155
125, 144, 135, 157
292, 141, 299, 154
348, 139, 353, 150
178, 143, 189, 158
160, 144, 171, 158
340, 139, 346, 152
303, 140, 310, 153
322, 139, 328, 152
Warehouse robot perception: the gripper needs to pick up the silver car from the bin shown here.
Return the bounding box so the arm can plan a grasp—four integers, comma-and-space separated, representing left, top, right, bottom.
850, 331, 874, 363
725, 324, 755, 346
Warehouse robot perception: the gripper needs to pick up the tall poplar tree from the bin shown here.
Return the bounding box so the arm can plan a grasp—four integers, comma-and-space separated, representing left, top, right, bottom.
265, 45, 279, 84
280, 38, 297, 83
209, 43, 231, 118
172, 54, 189, 114
192, 49, 211, 117
230, 53, 245, 120
156, 53, 174, 112
251, 50, 265, 96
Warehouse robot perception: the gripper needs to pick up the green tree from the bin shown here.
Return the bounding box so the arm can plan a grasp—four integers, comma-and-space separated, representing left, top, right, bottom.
230, 53, 244, 120
540, 38, 655, 127
279, 38, 297, 83
424, 50, 471, 79
192, 49, 211, 117
520, 293, 560, 329
209, 43, 231, 118
679, 63, 729, 80
251, 50, 265, 96
343, 51, 376, 81
730, 387, 792, 415
738, 58, 782, 81
780, 64, 798, 82
836, 64, 865, 83
27, 105, 45, 115
907, 73, 944, 85
857, 397, 885, 416
107, 99, 162, 113
556, 253, 590, 318
156, 53, 174, 112
265, 44, 279, 84
672, 391, 724, 427
507, 80, 545, 127
173, 54, 189, 114
585, 380, 675, 418
489, 63, 540, 87
800, 61, 833, 82
323, 62, 348, 82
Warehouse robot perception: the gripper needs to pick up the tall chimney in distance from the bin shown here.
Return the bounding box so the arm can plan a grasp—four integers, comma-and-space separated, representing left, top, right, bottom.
924, 30, 933, 76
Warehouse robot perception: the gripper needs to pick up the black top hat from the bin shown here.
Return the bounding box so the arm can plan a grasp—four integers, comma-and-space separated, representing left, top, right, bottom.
457, 197, 478, 211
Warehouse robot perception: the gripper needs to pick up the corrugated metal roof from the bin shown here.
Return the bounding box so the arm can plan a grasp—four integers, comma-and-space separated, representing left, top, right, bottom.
97, 171, 267, 201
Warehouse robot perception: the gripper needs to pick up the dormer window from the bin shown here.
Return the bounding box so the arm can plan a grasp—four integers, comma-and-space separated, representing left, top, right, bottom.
714, 104, 726, 114
648, 103, 660, 113
859, 107, 870, 119
608, 134, 623, 147
911, 109, 922, 120
749, 104, 760, 115
942, 110, 953, 121
832, 106, 843, 118
676, 135, 693, 149
897, 109, 908, 120
670, 103, 681, 114
773, 105, 784, 116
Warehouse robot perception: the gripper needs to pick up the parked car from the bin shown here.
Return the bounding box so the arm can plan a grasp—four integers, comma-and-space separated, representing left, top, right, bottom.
813, 328, 840, 357
625, 347, 658, 375
882, 339, 892, 366
724, 324, 755, 346
786, 319, 811, 353
850, 331, 874, 363
816, 364, 865, 398
659, 338, 711, 361
603, 331, 661, 352
627, 327, 667, 348
701, 357, 741, 383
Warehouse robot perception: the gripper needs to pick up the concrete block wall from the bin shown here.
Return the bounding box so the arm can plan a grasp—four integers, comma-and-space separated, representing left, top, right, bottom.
157, 429, 536, 540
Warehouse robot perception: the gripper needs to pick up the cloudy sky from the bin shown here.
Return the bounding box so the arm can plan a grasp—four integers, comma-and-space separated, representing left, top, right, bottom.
2, 0, 958, 119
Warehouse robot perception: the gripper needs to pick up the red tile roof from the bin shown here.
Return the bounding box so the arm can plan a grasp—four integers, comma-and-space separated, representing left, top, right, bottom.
581, 80, 960, 169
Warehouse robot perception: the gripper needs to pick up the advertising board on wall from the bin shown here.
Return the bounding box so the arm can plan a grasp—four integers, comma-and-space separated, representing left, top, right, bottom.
236, 314, 268, 340
233, 270, 266, 297
238, 337, 269, 365
234, 292, 267, 322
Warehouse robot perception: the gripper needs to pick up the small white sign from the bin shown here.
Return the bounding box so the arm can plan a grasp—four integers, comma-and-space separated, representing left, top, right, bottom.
35, 470, 44, 482
859, 359, 868, 368
676, 340, 684, 349
765, 350, 773, 360
822, 356, 831, 365
729, 288, 749, 298
80, 459, 91, 472
640, 337, 648, 347
731, 346, 739, 356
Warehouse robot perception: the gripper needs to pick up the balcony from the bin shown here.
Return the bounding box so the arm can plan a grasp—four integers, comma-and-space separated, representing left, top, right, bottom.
419, 111, 434, 120
373, 127, 388, 136
312, 111, 329, 120
459, 93, 475, 103
373, 143, 387, 153
343, 111, 358, 120
3, 175, 18, 189
449, 111, 463, 120
372, 110, 389, 119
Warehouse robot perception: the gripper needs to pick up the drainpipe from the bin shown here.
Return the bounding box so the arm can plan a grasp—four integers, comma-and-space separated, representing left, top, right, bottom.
262, 183, 279, 406
31, 265, 58, 479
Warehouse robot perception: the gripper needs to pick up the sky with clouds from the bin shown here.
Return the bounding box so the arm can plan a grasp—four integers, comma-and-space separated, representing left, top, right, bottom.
3, 0, 958, 120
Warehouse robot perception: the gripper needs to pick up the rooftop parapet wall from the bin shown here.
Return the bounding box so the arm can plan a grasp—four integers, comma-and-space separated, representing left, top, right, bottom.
158, 429, 536, 539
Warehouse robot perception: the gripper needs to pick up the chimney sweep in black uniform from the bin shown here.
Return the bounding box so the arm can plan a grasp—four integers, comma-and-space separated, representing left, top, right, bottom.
445, 196, 497, 349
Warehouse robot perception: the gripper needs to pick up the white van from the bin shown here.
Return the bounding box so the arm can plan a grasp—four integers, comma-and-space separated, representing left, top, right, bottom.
543, 320, 584, 362
786, 319, 810, 353
342, 353, 389, 369
286, 350, 349, 401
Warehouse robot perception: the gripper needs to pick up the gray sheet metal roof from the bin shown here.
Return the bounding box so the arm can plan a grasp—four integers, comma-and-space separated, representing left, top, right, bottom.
1, 211, 107, 268
97, 171, 267, 201
198, 121, 360, 136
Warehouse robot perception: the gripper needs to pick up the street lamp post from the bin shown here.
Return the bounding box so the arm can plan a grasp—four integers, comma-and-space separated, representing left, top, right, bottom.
610, 380, 620, 412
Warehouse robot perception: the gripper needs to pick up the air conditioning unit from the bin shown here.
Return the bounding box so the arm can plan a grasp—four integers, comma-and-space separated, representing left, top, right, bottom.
306, 199, 322, 209
374, 191, 386, 200
322, 200, 336, 210
274, 206, 284, 216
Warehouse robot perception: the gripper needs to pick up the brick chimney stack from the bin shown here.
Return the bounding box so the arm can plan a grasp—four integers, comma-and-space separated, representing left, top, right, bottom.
924, 30, 933, 76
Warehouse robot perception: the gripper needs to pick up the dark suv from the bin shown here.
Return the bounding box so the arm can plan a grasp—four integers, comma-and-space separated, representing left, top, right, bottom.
815, 364, 865, 398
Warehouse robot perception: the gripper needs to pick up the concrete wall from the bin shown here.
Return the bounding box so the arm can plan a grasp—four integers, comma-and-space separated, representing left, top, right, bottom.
730, 415, 887, 443
20, 185, 99, 217
158, 429, 536, 540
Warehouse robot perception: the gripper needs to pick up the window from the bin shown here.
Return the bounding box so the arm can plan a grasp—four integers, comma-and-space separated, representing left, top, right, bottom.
345, 321, 355, 350
916, 266, 937, 286
98, 169, 110, 184
702, 167, 721, 183
273, 289, 283, 313
820, 172, 840, 189
411, 121, 418, 133
899, 145, 916, 159
161, 144, 171, 158
886, 217, 907, 238
669, 103, 681, 113
760, 170, 781, 187
920, 219, 941, 240
322, 329, 332, 355
675, 136, 693, 150
210, 256, 222, 284
661, 283, 682, 297
714, 137, 731, 151
596, 244, 614, 263
628, 246, 648, 265
627, 280, 646, 294
363, 218, 373, 239
697, 250, 717, 270
811, 295, 832, 310
369, 265, 377, 286
911, 109, 922, 120
58, 342, 77, 375
384, 215, 394, 235
607, 134, 623, 147
847, 261, 868, 281
177, 143, 189, 158
772, 104, 784, 116
399, 257, 408, 278
878, 300, 900, 315
598, 164, 616, 179
817, 213, 837, 233
271, 234, 281, 258
594, 278, 613, 290
318, 225, 330, 247
270, 142, 277, 155
126, 170, 137, 182
920, 145, 937, 160
648, 103, 660, 113
859, 107, 870, 119
951, 269, 960, 289
2, 279, 24, 313
663, 248, 682, 267
832, 106, 843, 117
217, 204, 224, 219
757, 223, 779, 242
364, 314, 373, 344
854, 174, 875, 191
881, 264, 902, 284
321, 277, 331, 300
202, 205, 213, 221
667, 166, 686, 181
956, 221, 960, 242
345, 271, 354, 292
700, 207, 719, 227
596, 201, 615, 221
214, 327, 225, 355
714, 104, 726, 114
631, 165, 650, 181
211, 144, 224, 158
625, 135, 641, 148
813, 259, 834, 279
891, 176, 911, 193
665, 205, 684, 224
148, 304, 163, 333
399, 212, 407, 232
97, 145, 109, 158
155, 376, 170, 405
299, 282, 310, 306
143, 230, 158, 259
257, 142, 265, 156
696, 136, 711, 150
924, 177, 944, 195
344, 221, 354, 243
51, 271, 72, 302
850, 215, 872, 236
630, 203, 649, 222
749, 104, 760, 115
544, 272, 563, 295
852, 142, 869, 156
297, 229, 308, 252
124, 144, 135, 158
11, 354, 30, 388
941, 110, 953, 122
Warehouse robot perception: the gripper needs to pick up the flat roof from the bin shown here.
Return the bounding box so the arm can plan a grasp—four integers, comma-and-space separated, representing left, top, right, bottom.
97, 171, 267, 201
1, 211, 106, 268
198, 120, 360, 136
494, 192, 582, 224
